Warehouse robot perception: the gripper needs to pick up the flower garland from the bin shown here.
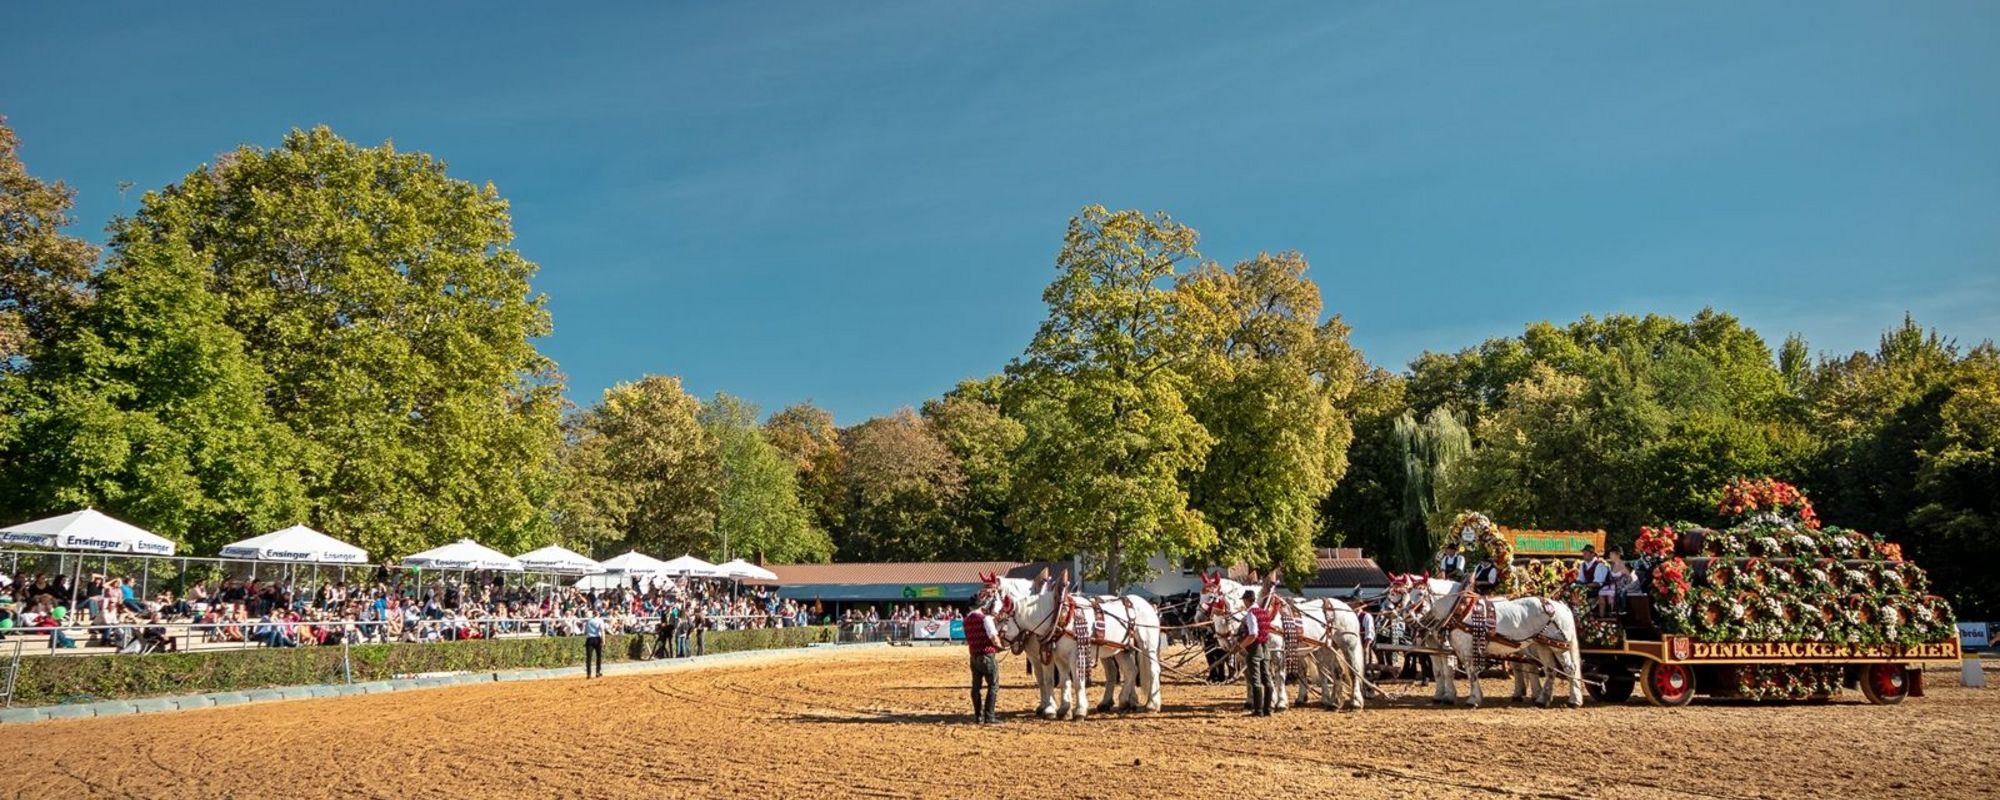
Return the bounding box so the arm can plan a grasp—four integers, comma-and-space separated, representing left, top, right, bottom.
1718, 477, 1820, 529
1635, 525, 1676, 560
1730, 664, 1844, 700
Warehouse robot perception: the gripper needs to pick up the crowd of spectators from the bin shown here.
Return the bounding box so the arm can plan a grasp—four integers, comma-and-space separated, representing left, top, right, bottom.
0, 565, 815, 655
839, 602, 965, 640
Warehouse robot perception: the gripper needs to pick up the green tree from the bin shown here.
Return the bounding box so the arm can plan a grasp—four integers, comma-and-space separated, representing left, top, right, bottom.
922, 383, 1027, 561
1409, 310, 1809, 542
557, 375, 720, 558
0, 116, 96, 370
95, 127, 564, 557
1319, 367, 1411, 563
841, 408, 964, 561
1910, 346, 2000, 616
764, 402, 845, 545
1008, 205, 1213, 589
1, 221, 306, 549
1176, 252, 1362, 581
701, 393, 830, 563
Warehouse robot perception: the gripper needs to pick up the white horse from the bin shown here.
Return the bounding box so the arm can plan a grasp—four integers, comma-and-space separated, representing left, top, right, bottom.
1197, 574, 1366, 711
985, 573, 1162, 720
1383, 574, 1582, 708
980, 573, 1121, 718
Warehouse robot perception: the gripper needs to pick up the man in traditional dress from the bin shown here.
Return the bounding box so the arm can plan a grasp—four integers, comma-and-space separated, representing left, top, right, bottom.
963, 593, 1001, 724
1239, 590, 1274, 717
1437, 544, 1468, 582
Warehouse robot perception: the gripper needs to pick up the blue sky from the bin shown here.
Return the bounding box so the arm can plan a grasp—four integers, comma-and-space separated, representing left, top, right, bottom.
5, 2, 1997, 422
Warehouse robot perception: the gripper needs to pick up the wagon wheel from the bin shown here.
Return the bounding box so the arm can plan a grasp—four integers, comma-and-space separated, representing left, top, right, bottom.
1640, 661, 1695, 707
1859, 664, 1910, 705
1590, 676, 1636, 704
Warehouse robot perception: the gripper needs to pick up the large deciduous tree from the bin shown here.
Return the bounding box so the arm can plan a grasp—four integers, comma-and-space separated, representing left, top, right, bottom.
0, 116, 95, 370
1176, 252, 1362, 582
558, 375, 720, 558
701, 393, 830, 563
922, 380, 1026, 561
2, 219, 307, 549
841, 408, 965, 561
79, 127, 564, 557
764, 402, 845, 544
1008, 206, 1213, 589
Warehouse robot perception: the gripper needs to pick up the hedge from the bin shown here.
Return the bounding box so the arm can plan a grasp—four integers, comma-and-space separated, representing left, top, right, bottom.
6, 625, 835, 707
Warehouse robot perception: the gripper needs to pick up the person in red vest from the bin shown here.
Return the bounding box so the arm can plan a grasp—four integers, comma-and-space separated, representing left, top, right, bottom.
964, 595, 1001, 724
1239, 590, 1274, 717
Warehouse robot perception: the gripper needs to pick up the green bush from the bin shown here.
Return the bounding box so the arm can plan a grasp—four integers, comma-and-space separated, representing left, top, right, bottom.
7, 626, 835, 707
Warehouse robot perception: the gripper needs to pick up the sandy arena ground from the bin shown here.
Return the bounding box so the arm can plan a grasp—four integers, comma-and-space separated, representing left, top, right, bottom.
1, 645, 1995, 800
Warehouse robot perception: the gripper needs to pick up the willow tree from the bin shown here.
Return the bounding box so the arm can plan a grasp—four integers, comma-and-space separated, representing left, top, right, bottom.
1177, 252, 1362, 583
1391, 406, 1470, 570
1008, 206, 1213, 590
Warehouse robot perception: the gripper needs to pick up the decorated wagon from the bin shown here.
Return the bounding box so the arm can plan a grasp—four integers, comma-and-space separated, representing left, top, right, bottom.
1504, 478, 1963, 706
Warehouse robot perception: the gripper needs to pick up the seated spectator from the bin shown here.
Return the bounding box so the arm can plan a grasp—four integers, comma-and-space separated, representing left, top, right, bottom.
1598, 549, 1637, 616
141, 611, 177, 653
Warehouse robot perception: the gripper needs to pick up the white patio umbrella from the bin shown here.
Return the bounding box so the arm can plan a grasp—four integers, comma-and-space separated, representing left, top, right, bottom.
401, 539, 523, 572
716, 558, 778, 581
597, 550, 671, 574
516, 545, 603, 575
219, 524, 367, 564
660, 553, 729, 578
0, 508, 177, 555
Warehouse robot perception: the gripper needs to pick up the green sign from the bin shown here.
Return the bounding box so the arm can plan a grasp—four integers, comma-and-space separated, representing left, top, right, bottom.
1503, 530, 1606, 556
901, 585, 944, 599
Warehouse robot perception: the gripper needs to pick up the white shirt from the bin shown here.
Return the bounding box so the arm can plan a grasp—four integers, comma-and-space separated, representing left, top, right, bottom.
1239, 608, 1260, 640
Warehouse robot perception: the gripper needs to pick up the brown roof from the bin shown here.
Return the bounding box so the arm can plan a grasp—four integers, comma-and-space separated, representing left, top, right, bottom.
1214, 549, 1387, 590
1306, 557, 1389, 590
761, 561, 1029, 587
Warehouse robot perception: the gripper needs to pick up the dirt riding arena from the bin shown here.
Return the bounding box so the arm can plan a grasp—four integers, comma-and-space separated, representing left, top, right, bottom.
2, 646, 1995, 800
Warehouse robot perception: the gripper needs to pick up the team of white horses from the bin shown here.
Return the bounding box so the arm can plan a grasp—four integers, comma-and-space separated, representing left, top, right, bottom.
972, 568, 1584, 719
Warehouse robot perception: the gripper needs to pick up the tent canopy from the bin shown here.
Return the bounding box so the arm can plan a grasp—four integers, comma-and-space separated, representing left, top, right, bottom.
660, 553, 729, 578
516, 544, 602, 575
598, 550, 671, 574
0, 508, 177, 556
219, 525, 366, 564
402, 539, 522, 572
717, 558, 778, 581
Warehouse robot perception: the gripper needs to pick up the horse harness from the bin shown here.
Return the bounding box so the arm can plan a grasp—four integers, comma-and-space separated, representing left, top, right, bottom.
1440, 591, 1571, 652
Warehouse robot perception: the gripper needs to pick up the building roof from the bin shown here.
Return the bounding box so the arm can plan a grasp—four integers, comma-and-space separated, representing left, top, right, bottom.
1216, 548, 1388, 592
761, 561, 1026, 587
1306, 557, 1390, 590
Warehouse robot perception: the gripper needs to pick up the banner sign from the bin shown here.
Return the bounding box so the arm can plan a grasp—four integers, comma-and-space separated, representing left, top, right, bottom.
1662, 635, 1960, 663
1500, 529, 1606, 557
912, 619, 953, 640
1959, 622, 1990, 650
900, 585, 944, 599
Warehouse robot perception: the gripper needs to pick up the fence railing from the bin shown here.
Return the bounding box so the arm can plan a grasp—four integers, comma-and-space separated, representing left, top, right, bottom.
0, 613, 808, 708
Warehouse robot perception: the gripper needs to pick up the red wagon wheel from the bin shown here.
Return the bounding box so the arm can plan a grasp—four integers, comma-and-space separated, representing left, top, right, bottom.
1859, 664, 1910, 705
1641, 661, 1695, 707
